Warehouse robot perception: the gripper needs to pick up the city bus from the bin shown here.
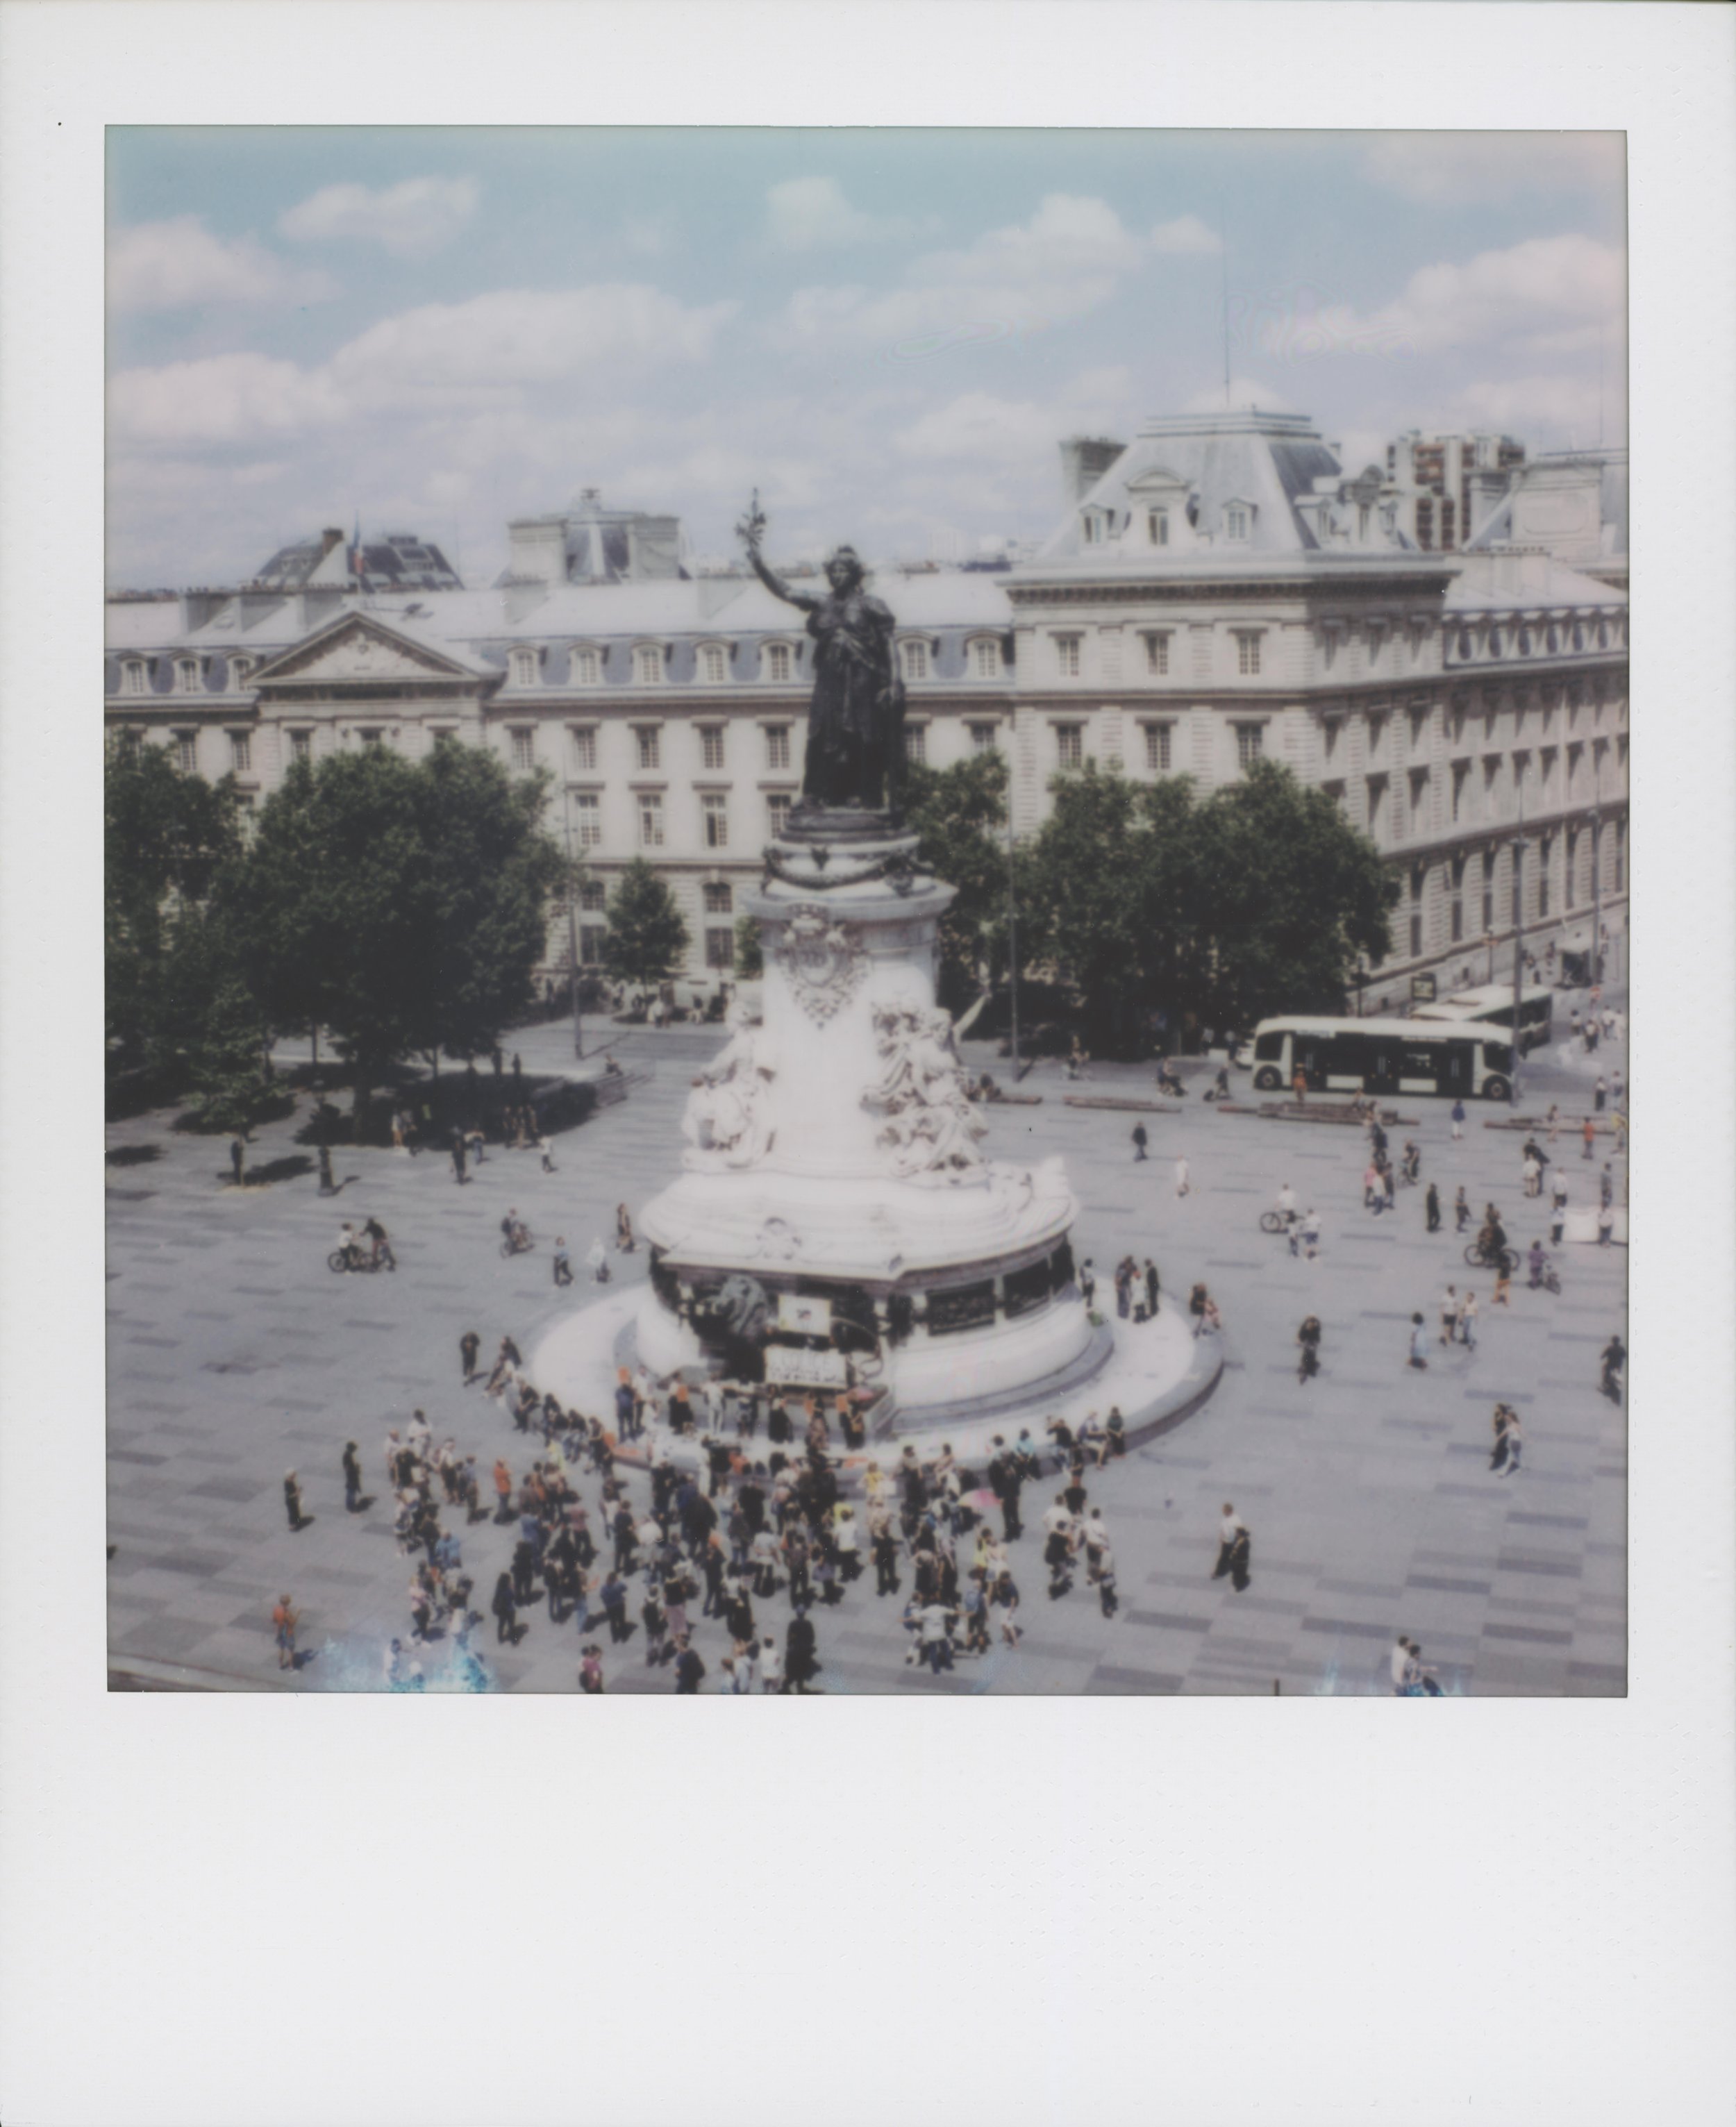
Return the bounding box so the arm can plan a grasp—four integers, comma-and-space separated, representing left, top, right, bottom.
1242, 1016, 1515, 1101
1412, 983, 1554, 1054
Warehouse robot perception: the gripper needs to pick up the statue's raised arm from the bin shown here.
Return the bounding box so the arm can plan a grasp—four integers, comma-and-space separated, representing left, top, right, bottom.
736, 491, 819, 612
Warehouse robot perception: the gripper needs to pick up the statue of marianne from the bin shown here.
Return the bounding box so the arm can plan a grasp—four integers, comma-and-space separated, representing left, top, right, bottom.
737, 492, 906, 821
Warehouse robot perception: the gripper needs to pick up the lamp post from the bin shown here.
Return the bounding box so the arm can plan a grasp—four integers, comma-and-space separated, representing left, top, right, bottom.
1484, 928, 1496, 984
1588, 750, 1603, 990
561, 786, 584, 1062
1509, 779, 1526, 1110
1005, 787, 1021, 1080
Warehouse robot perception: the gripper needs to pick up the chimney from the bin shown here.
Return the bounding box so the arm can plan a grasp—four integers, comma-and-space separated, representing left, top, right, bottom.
319, 528, 344, 558
1059, 435, 1126, 505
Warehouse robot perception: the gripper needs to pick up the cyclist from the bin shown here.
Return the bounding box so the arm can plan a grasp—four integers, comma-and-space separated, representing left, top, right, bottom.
1274, 1182, 1300, 1253
1474, 1206, 1509, 1267
1525, 1238, 1551, 1290
501, 1208, 529, 1254
363, 1215, 396, 1271
337, 1221, 362, 1270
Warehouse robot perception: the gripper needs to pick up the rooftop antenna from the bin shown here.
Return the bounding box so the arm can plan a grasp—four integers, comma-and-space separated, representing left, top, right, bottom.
1219, 202, 1231, 410
1597, 326, 1605, 449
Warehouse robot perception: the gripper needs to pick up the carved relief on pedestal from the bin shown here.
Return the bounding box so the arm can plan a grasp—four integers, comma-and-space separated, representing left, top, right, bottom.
680, 1004, 776, 1169
862, 999, 987, 1181
774, 905, 868, 1024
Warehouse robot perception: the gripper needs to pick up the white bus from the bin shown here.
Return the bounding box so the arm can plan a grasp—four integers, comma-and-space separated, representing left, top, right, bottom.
1412, 983, 1554, 1054
1243, 1015, 1516, 1101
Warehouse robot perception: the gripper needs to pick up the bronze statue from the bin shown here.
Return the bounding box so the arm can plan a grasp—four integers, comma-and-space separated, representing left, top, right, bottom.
737, 492, 906, 821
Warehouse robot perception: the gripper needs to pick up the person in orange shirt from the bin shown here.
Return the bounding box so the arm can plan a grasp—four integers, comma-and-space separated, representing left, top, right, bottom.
1582, 1116, 1597, 1161
272, 1594, 299, 1671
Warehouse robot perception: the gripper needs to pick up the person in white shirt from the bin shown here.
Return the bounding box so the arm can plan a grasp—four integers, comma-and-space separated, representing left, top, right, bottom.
1276, 1183, 1298, 1222
1390, 1635, 1412, 1694
1174, 1154, 1191, 1198
758, 1637, 785, 1693
1299, 1208, 1321, 1260
1439, 1285, 1459, 1346
1456, 1288, 1479, 1351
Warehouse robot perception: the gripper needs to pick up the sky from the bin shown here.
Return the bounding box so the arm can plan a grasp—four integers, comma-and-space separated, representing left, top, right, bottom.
106, 127, 1627, 590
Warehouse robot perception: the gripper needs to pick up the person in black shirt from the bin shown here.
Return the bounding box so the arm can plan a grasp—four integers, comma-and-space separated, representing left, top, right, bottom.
342, 1440, 365, 1512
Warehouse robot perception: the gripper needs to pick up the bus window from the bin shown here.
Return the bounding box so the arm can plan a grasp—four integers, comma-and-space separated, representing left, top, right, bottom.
1444, 1044, 1469, 1085
1483, 1039, 1513, 1073
1253, 1032, 1285, 1062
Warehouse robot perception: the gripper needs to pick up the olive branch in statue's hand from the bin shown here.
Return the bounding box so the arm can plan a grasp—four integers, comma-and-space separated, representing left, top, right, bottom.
736, 491, 767, 553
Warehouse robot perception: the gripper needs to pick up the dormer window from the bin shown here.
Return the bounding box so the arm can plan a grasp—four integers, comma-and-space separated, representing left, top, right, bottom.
176, 657, 201, 694
571, 646, 601, 686
1147, 508, 1169, 547
122, 659, 147, 697
231, 656, 253, 687
1080, 510, 1110, 546
971, 636, 1001, 681
699, 642, 728, 686
634, 644, 664, 685
765, 641, 793, 683
901, 639, 929, 683
510, 647, 540, 688
1224, 503, 1250, 541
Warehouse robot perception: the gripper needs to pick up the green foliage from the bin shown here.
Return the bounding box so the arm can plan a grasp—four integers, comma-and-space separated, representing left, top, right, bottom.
603, 858, 690, 987
230, 739, 568, 1110
902, 751, 1011, 1010
1021, 758, 1394, 1049
105, 736, 245, 1075
189, 973, 274, 1135
1189, 759, 1396, 1024
733, 912, 764, 980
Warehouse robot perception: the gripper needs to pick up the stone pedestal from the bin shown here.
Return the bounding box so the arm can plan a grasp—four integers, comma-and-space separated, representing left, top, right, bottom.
631, 825, 1100, 1430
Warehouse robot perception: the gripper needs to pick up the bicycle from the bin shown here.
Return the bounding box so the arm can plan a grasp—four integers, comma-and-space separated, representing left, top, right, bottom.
499, 1227, 534, 1259
1463, 1240, 1519, 1275
1258, 1210, 1298, 1236
327, 1249, 385, 1275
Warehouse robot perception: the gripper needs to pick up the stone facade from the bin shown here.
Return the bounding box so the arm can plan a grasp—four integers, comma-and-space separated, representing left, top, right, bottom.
103, 408, 1628, 999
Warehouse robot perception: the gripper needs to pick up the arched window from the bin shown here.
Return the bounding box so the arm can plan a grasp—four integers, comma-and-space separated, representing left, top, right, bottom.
971, 636, 1001, 680
901, 638, 930, 683
634, 644, 664, 685
511, 647, 540, 687
571, 645, 601, 686
122, 659, 147, 697
765, 641, 793, 683
699, 642, 728, 686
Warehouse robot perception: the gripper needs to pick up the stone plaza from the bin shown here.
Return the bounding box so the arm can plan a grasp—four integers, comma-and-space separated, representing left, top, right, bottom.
105, 994, 1628, 1697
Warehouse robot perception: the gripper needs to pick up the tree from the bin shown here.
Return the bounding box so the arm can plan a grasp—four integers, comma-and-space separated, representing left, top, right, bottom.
106, 736, 244, 1076
188, 971, 275, 1135
231, 740, 568, 1116
733, 913, 764, 979
1189, 760, 1396, 1024
902, 751, 1011, 1012
1022, 763, 1200, 1053
602, 858, 690, 990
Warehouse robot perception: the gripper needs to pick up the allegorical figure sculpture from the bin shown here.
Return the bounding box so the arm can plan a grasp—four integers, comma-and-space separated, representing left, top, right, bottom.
862, 999, 987, 1181
681, 1003, 776, 1169
737, 492, 907, 819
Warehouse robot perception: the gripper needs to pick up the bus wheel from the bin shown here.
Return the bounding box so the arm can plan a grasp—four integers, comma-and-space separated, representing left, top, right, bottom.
1482, 1076, 1510, 1102
1253, 1067, 1282, 1093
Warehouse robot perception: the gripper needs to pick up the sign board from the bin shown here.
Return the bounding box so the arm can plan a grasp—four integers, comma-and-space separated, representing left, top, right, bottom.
1409, 973, 1437, 1003
765, 1345, 849, 1389
776, 1292, 833, 1339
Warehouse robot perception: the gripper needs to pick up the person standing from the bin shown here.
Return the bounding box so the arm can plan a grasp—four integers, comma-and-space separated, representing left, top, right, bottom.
1594, 1075, 1608, 1112
586, 1237, 610, 1283
1581, 1116, 1596, 1162
1296, 1316, 1322, 1383
451, 1131, 467, 1185
283, 1471, 309, 1531
460, 1329, 481, 1384
1596, 1202, 1614, 1249
229, 1135, 246, 1187
1457, 1287, 1480, 1352
1599, 1335, 1626, 1401
1291, 1067, 1308, 1106
342, 1441, 364, 1514
553, 1237, 573, 1287
1113, 1259, 1133, 1321
1211, 1505, 1251, 1592
1407, 1315, 1429, 1371
1499, 1410, 1524, 1476
272, 1594, 299, 1671
1599, 1162, 1614, 1211
1454, 1185, 1471, 1235
1489, 1404, 1512, 1474
1130, 1122, 1148, 1162
1143, 1258, 1160, 1319
672, 1637, 706, 1694
1425, 1182, 1442, 1233
785, 1613, 821, 1693
1450, 1098, 1466, 1143
1174, 1153, 1191, 1199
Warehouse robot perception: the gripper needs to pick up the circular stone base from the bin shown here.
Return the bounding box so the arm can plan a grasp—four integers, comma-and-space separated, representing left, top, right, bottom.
525, 1290, 1222, 1490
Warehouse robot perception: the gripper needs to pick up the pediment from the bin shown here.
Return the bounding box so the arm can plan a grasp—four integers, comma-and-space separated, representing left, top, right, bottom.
255, 615, 478, 687
1124, 465, 1192, 497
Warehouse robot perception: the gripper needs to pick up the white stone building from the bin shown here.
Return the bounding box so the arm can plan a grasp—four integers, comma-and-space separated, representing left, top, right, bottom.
104, 410, 1628, 1003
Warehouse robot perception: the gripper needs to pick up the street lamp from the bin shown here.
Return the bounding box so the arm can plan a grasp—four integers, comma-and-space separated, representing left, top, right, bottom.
561, 786, 585, 1062
1587, 748, 1603, 989
1509, 778, 1526, 1111
1484, 929, 1496, 984
1005, 785, 1022, 1081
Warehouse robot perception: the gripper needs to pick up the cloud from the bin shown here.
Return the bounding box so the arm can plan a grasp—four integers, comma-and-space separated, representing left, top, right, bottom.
278, 176, 479, 256
1363, 133, 1625, 207
765, 176, 912, 251
891, 367, 1135, 465
1151, 214, 1221, 255
106, 217, 336, 312
1371, 234, 1623, 356
109, 283, 739, 447
783, 196, 1216, 351
108, 353, 345, 445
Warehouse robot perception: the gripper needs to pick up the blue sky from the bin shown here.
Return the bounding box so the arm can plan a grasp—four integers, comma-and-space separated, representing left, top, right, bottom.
106, 127, 1626, 588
